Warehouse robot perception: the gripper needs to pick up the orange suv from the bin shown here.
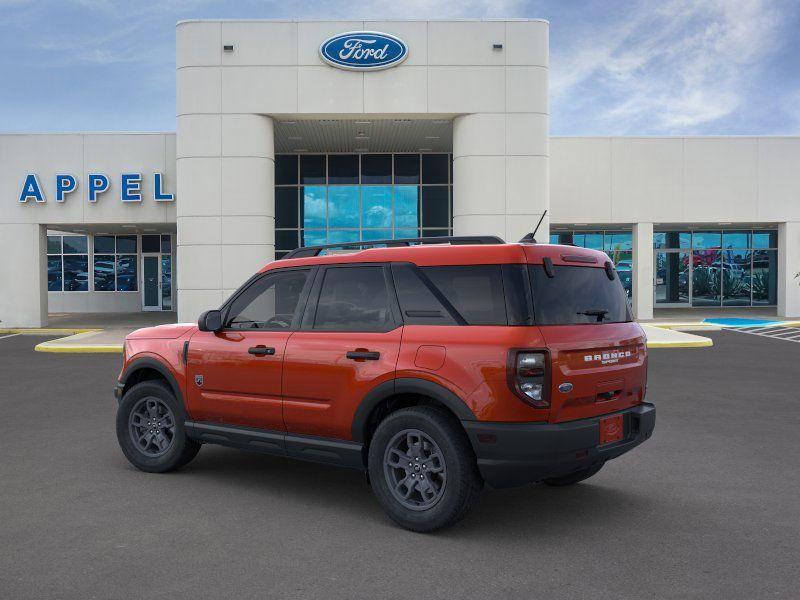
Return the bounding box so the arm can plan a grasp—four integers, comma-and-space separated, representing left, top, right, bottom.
115, 235, 655, 532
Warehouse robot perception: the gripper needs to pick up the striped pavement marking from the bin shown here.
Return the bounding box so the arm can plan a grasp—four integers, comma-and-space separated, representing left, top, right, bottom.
724, 324, 800, 343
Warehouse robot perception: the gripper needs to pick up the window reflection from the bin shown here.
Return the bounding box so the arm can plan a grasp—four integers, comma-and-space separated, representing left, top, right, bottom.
691, 250, 721, 306
327, 186, 359, 228
94, 255, 116, 291
275, 154, 452, 254
302, 186, 326, 229
394, 186, 419, 228
116, 256, 137, 291
63, 255, 89, 291
655, 251, 690, 305
362, 186, 392, 228
654, 229, 777, 307
722, 249, 751, 306
753, 249, 777, 305
47, 256, 62, 291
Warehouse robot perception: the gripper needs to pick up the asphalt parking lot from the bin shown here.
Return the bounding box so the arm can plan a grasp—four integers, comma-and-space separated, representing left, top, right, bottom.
1, 331, 799, 599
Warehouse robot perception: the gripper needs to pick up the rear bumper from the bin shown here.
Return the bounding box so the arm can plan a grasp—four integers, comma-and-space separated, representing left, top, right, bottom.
462, 403, 655, 489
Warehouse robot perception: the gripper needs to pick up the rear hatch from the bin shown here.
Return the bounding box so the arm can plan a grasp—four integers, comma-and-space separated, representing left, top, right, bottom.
524, 246, 647, 423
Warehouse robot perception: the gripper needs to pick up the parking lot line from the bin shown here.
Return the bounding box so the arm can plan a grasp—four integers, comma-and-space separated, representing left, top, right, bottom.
0, 333, 21, 340
725, 325, 800, 343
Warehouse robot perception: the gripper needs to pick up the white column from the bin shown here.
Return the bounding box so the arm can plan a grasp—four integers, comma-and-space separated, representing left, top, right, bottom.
632, 222, 654, 320
778, 221, 800, 318
177, 114, 275, 322
452, 113, 549, 243
0, 224, 47, 327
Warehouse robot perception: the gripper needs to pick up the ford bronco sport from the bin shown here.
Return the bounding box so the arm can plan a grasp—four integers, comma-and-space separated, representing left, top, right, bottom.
115, 235, 655, 532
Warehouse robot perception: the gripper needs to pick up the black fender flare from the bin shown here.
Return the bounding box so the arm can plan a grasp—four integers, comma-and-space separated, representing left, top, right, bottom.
351, 377, 476, 443
119, 357, 186, 411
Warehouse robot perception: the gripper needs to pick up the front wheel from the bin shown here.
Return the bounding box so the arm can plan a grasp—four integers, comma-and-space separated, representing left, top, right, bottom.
368, 406, 483, 533
116, 380, 200, 473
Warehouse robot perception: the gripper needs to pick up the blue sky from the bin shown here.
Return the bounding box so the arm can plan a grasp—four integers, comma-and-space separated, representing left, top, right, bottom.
1, 0, 798, 135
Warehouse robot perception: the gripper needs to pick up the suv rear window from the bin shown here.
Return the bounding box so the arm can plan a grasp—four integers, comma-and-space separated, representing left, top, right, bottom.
529, 265, 631, 325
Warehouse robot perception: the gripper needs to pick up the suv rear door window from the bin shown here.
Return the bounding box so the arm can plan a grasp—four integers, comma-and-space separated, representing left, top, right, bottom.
313, 266, 394, 331
421, 265, 509, 325
225, 269, 310, 329
529, 265, 631, 325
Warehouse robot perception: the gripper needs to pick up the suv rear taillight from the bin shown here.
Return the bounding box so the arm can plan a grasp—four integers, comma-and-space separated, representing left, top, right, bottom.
508, 350, 550, 408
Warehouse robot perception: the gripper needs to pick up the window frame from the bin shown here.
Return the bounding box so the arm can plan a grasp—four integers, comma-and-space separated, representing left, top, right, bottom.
274, 152, 454, 259
47, 234, 90, 293
93, 234, 139, 293
220, 266, 316, 332
300, 263, 402, 333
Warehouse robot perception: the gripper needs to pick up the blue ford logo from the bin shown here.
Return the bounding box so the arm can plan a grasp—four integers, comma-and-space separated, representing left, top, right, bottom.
320, 31, 408, 71
558, 382, 574, 394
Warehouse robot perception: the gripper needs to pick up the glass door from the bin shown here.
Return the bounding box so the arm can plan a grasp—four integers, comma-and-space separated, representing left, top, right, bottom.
654, 251, 690, 307
142, 255, 161, 311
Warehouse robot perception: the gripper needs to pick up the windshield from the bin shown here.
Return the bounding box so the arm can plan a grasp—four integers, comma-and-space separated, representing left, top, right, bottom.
529, 264, 632, 325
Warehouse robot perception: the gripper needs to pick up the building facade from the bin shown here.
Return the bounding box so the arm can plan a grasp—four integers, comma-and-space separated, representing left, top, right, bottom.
1, 19, 798, 328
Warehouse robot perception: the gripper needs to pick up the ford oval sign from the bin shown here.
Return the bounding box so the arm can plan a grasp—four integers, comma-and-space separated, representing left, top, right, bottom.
320, 31, 408, 71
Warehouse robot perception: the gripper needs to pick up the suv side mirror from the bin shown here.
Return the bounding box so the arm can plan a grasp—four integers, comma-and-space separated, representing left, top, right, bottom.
198, 309, 223, 332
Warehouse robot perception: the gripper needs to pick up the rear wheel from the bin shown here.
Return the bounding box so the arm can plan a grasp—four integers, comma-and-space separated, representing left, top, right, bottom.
116, 380, 200, 473
543, 462, 604, 486
368, 406, 482, 532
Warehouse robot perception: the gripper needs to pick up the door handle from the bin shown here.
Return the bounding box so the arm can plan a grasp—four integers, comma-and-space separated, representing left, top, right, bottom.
346, 350, 380, 360
248, 346, 276, 356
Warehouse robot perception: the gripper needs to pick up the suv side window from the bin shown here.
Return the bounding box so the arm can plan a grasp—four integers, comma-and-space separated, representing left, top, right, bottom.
313, 266, 393, 331
225, 269, 310, 330
421, 265, 510, 325
391, 263, 458, 325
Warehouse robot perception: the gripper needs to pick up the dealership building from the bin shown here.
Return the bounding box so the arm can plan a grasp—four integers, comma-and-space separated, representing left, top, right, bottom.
1, 18, 799, 328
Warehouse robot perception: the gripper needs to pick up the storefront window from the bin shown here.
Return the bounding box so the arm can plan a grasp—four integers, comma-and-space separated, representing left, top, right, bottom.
93, 235, 138, 292
47, 235, 88, 292
691, 231, 721, 249
655, 229, 777, 307
752, 249, 778, 305
655, 251, 690, 305
275, 153, 453, 258
653, 232, 690, 249
691, 250, 721, 306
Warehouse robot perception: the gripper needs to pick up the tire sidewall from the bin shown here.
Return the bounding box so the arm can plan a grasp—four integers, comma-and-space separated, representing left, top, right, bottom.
368, 408, 478, 531
116, 381, 193, 473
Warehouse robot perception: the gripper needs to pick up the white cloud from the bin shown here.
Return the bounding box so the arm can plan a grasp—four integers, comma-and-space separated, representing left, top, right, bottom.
551, 0, 790, 133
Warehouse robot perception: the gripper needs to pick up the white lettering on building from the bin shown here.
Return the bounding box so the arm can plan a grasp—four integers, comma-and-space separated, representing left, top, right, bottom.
338, 38, 390, 61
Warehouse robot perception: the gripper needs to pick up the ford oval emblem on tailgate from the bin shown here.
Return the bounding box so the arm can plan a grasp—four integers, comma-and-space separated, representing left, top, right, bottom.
558, 382, 573, 393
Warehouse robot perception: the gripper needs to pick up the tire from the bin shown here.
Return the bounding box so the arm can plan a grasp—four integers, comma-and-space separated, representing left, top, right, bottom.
116, 380, 201, 473
543, 462, 604, 487
368, 406, 483, 533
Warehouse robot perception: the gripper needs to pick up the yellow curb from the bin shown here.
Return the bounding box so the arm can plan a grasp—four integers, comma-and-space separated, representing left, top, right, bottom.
0, 328, 100, 335
34, 343, 122, 353
646, 338, 714, 348
646, 322, 722, 331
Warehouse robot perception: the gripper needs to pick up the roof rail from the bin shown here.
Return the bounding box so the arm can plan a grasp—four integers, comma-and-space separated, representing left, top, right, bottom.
279, 235, 506, 260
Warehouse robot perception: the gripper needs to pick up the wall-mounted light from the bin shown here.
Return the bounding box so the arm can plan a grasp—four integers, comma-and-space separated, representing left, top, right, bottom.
492, 43, 503, 50
223, 44, 235, 52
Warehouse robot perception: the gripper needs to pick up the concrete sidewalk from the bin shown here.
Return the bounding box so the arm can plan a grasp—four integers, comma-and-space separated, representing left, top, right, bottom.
1, 312, 715, 353
640, 324, 712, 348
1, 312, 178, 353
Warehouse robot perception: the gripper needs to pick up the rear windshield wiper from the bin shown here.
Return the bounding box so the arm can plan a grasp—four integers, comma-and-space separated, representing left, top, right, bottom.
577, 309, 609, 322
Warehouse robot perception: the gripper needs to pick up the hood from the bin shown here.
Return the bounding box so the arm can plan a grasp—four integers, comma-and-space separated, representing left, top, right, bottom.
126, 323, 197, 340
